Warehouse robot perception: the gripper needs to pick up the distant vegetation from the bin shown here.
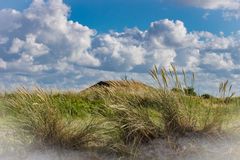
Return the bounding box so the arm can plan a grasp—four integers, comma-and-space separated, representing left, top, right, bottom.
0, 65, 240, 158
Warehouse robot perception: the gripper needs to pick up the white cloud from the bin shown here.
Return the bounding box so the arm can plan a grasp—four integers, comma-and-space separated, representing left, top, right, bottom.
0, 0, 240, 94
91, 19, 197, 72
91, 33, 146, 71
69, 52, 101, 67
7, 54, 49, 72
202, 12, 210, 20
178, 0, 240, 19
0, 58, 6, 69
0, 0, 97, 72
181, 0, 240, 10
0, 9, 22, 32
22, 0, 97, 65
9, 34, 49, 57
8, 38, 24, 54
146, 20, 197, 48
223, 10, 240, 20
203, 52, 235, 70
0, 37, 8, 45
174, 49, 201, 72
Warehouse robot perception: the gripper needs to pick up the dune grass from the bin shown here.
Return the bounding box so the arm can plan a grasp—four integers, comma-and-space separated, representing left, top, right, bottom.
1, 66, 240, 158
3, 88, 109, 150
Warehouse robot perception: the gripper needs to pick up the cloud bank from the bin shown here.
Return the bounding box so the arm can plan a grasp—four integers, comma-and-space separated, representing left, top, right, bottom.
178, 0, 240, 20
0, 0, 240, 94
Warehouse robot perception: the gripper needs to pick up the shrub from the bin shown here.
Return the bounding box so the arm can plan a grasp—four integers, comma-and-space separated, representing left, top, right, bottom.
201, 94, 213, 99
184, 87, 197, 96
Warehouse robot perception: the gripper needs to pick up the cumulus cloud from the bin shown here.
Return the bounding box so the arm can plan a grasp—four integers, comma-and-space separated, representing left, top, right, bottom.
91, 19, 198, 72
0, 0, 97, 73
203, 52, 235, 70
90, 18, 239, 75
9, 34, 49, 57
0, 9, 22, 32
0, 0, 240, 94
91, 31, 146, 71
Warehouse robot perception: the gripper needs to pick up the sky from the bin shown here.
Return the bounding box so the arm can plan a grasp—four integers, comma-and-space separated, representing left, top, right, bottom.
0, 0, 240, 94
1, 0, 240, 34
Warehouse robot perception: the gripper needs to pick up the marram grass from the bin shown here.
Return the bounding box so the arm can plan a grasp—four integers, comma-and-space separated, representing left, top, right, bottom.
1, 66, 240, 158
3, 88, 108, 149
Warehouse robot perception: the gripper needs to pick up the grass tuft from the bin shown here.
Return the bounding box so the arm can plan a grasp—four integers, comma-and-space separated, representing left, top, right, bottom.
4, 88, 106, 150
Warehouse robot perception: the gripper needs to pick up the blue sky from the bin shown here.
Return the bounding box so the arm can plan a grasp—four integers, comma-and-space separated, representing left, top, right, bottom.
0, 0, 240, 94
1, 0, 239, 34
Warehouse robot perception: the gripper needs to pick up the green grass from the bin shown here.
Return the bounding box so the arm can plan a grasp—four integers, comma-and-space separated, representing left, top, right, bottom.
1, 66, 240, 158
1, 85, 239, 155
